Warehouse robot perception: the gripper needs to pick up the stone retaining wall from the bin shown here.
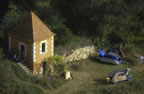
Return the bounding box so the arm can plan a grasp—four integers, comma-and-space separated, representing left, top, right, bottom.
65, 46, 96, 62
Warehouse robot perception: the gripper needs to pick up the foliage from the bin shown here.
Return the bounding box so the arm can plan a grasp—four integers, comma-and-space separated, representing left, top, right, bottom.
50, 16, 73, 46
0, 60, 17, 83
34, 0, 73, 46
1, 1, 144, 93
53, 0, 144, 46
0, 59, 30, 83
44, 55, 69, 75
0, 2, 28, 37
1, 0, 144, 46
0, 82, 46, 94
12, 64, 30, 81
0, 57, 66, 94
0, 48, 5, 60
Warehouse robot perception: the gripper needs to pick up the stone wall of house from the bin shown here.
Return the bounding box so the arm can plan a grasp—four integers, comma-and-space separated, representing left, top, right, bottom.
65, 46, 97, 62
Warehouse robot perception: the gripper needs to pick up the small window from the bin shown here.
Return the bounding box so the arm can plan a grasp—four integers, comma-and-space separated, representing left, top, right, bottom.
42, 43, 46, 53
40, 40, 47, 54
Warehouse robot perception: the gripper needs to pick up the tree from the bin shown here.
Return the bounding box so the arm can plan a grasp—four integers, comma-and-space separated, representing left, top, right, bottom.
0, 2, 28, 37
33, 0, 73, 46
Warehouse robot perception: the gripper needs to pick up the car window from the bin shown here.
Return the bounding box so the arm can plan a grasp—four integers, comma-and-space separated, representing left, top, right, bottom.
118, 58, 121, 61
104, 55, 112, 59
104, 54, 117, 60
118, 72, 124, 76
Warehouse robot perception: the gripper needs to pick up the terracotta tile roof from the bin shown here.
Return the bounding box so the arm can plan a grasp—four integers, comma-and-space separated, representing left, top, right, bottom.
11, 11, 55, 42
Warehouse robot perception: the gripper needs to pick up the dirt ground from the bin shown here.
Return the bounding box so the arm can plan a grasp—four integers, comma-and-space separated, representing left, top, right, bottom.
49, 59, 133, 94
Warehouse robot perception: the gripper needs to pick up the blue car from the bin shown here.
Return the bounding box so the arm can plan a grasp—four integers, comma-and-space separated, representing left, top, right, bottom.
97, 49, 122, 65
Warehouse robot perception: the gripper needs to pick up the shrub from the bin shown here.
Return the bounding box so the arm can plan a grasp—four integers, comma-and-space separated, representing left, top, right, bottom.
52, 21, 73, 46
44, 55, 69, 76
0, 2, 28, 37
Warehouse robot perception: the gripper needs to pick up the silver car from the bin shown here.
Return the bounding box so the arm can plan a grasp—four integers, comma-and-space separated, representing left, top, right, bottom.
106, 68, 132, 84
98, 50, 122, 65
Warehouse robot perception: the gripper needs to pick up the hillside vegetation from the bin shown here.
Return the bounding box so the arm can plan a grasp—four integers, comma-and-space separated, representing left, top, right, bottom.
0, 0, 144, 94
0, 0, 144, 49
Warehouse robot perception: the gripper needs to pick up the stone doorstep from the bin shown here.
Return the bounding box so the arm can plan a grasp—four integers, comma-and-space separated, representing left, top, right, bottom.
17, 62, 33, 76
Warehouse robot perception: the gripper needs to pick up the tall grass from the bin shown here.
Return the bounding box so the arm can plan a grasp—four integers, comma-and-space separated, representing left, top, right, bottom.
0, 82, 46, 94
0, 59, 67, 94
75, 80, 144, 94
34, 76, 67, 90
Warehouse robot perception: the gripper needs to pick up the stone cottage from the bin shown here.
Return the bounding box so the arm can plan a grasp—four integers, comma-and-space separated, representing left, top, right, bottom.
9, 12, 55, 74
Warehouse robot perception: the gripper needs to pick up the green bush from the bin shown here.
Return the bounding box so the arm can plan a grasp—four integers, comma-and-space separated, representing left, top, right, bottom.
52, 20, 73, 46
0, 2, 28, 37
44, 55, 69, 76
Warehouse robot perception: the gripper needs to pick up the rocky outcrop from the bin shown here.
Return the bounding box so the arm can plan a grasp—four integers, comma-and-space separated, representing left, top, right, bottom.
65, 46, 96, 62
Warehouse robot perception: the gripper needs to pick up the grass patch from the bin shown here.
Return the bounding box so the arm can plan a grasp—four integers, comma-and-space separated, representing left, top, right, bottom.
0, 59, 67, 94
72, 58, 144, 94
75, 80, 144, 94
34, 76, 67, 90
70, 60, 87, 72
0, 82, 46, 94
12, 64, 31, 81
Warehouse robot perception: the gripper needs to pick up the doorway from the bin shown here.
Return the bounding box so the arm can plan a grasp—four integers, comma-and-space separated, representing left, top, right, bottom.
19, 43, 26, 59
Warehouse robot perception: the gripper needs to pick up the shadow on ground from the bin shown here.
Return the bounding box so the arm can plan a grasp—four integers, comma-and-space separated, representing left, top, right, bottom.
93, 78, 107, 85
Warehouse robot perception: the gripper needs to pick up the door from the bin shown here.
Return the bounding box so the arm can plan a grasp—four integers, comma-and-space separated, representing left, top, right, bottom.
19, 43, 26, 59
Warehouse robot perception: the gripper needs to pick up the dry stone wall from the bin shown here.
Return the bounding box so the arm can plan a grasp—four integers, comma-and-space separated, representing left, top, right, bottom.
65, 46, 96, 62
